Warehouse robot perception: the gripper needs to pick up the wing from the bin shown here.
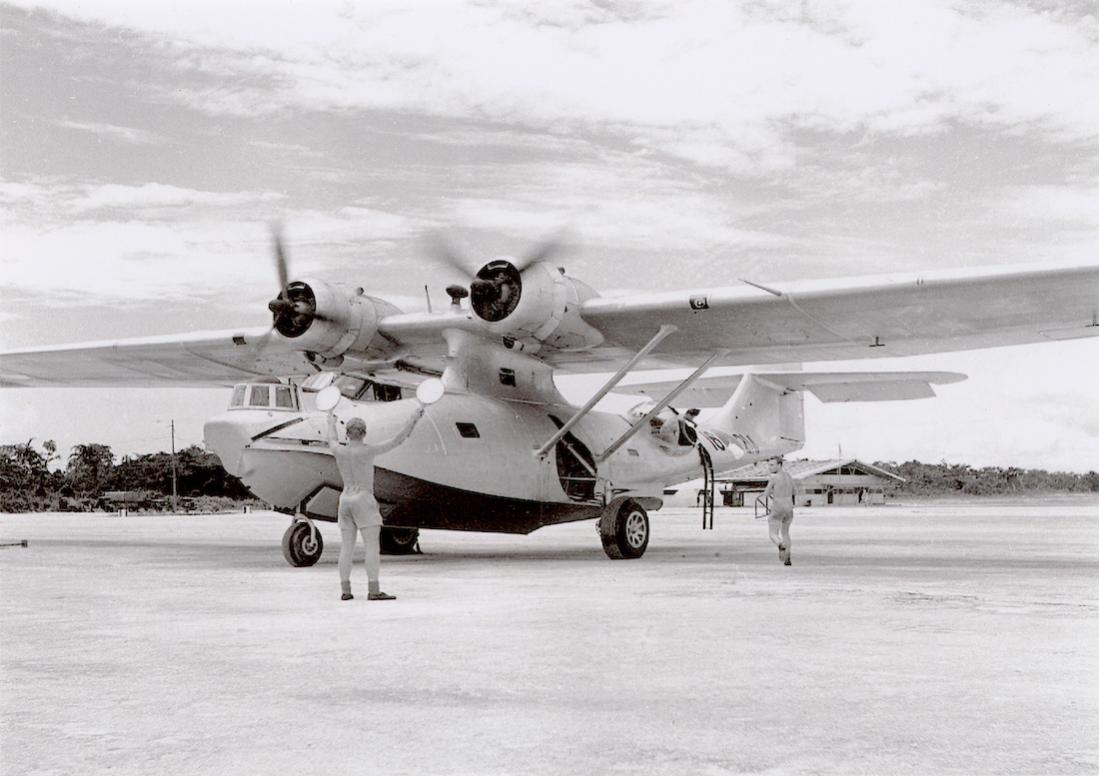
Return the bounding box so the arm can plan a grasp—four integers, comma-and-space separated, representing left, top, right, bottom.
558, 262, 1099, 370
613, 371, 968, 408
5, 262, 1096, 387
0, 327, 316, 387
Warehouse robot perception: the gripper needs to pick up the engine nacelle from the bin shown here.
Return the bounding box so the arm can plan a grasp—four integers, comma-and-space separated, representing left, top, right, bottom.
471, 260, 604, 351
273, 277, 401, 360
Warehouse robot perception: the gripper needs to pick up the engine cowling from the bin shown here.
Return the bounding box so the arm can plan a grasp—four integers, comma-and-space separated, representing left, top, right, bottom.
271, 277, 401, 361
470, 259, 604, 351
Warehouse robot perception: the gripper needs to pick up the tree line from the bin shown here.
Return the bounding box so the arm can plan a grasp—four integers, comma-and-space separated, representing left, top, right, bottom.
874, 460, 1099, 496
2, 439, 1097, 513
0, 439, 251, 512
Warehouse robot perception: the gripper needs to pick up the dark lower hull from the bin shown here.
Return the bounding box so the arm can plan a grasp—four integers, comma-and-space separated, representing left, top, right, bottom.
375, 467, 602, 534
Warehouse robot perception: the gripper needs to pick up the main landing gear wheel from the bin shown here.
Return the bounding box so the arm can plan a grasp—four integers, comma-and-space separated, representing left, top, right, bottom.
600, 500, 649, 560
379, 527, 420, 555
282, 521, 323, 567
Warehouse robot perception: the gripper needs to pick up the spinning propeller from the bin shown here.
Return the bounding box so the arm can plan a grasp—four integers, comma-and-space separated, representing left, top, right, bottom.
427, 230, 572, 322
265, 225, 328, 338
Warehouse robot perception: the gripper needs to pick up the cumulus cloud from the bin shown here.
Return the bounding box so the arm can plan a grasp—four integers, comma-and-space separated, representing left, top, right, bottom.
22, 0, 1099, 168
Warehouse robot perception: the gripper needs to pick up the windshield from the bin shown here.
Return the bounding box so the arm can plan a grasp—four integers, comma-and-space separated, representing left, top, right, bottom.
333, 375, 368, 400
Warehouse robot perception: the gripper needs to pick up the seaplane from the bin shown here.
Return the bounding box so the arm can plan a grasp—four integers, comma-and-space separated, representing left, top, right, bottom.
2, 232, 1097, 565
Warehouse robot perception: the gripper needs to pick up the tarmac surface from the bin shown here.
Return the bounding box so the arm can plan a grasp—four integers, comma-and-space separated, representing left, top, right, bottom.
2, 503, 1097, 776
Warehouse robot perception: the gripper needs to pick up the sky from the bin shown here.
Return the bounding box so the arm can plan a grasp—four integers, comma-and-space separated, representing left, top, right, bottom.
1, 0, 1097, 472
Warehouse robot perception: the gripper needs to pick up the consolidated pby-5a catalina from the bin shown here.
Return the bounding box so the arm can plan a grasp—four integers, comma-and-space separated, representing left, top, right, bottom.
3, 234, 1097, 565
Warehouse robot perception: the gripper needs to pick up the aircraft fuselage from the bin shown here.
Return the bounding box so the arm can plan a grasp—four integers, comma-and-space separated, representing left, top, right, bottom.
204, 385, 786, 534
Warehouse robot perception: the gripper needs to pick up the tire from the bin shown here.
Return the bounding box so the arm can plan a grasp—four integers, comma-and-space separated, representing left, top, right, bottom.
282, 521, 323, 567
379, 527, 420, 555
600, 500, 649, 560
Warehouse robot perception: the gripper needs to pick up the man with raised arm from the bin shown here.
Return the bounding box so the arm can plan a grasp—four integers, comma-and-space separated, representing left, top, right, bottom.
763, 457, 796, 566
326, 400, 425, 601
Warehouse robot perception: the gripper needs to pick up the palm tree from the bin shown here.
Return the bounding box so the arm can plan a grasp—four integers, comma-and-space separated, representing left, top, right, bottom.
66, 443, 114, 495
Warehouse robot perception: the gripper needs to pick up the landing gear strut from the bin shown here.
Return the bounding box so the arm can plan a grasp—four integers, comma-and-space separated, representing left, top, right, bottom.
282, 517, 324, 567
599, 499, 649, 559
380, 527, 420, 555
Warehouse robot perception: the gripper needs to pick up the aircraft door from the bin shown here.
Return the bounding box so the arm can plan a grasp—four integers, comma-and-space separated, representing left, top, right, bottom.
546, 415, 602, 503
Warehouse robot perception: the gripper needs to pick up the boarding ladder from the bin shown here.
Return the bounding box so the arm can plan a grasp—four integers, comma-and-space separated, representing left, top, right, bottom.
699, 443, 716, 530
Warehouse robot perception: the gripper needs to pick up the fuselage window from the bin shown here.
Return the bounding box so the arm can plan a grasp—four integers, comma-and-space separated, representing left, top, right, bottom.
275, 386, 295, 409
373, 383, 402, 402
455, 422, 480, 439
249, 385, 271, 407
230, 385, 246, 407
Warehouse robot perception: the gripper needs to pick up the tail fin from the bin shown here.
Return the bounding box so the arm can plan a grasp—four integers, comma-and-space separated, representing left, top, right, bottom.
706, 374, 805, 458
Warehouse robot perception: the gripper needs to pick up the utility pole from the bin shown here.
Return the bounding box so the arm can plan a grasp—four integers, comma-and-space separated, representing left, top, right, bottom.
170, 419, 178, 513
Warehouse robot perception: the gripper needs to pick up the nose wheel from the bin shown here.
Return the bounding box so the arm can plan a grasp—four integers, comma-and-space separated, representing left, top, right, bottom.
282, 518, 324, 567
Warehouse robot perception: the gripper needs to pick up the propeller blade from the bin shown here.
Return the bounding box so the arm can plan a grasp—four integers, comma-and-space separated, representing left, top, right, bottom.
249, 325, 277, 356
514, 228, 574, 273
424, 232, 478, 279
272, 223, 290, 300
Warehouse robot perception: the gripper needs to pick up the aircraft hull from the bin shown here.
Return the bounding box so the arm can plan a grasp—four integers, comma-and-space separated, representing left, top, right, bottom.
208, 393, 614, 533
229, 442, 602, 533
205, 386, 785, 534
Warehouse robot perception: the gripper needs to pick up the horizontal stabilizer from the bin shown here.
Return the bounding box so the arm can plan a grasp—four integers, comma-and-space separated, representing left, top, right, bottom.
613, 371, 967, 407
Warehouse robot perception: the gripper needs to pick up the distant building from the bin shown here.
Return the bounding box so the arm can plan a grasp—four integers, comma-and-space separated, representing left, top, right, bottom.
718, 458, 905, 507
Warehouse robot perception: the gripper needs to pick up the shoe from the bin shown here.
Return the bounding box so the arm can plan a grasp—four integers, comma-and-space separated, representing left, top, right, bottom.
341, 592, 354, 601
368, 592, 396, 601
778, 544, 786, 559
784, 557, 792, 566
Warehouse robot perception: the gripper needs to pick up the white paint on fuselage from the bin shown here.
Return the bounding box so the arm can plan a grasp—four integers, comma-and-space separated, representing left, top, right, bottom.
205, 383, 802, 527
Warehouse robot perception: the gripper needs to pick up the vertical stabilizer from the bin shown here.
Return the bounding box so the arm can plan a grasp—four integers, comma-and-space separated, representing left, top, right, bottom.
706, 374, 804, 458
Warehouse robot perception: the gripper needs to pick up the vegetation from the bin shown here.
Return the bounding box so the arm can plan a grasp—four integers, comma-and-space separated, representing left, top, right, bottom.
3, 440, 1096, 512
0, 440, 252, 513
874, 460, 1099, 496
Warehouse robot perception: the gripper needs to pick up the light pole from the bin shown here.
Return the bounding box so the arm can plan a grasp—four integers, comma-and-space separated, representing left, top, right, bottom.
170, 419, 178, 513
156, 418, 179, 513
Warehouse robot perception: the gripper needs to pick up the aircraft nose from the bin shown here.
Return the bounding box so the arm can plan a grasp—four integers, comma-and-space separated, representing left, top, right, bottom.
204, 413, 253, 476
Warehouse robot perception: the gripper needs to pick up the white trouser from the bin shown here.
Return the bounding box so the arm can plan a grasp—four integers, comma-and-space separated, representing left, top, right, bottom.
337, 491, 382, 585
768, 508, 794, 551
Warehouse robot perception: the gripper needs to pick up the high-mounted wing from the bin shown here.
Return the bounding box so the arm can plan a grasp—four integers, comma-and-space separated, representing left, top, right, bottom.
3, 262, 1096, 387
552, 263, 1099, 370
0, 327, 316, 387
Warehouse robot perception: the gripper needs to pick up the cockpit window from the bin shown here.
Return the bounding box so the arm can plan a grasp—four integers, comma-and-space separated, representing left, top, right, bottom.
334, 375, 368, 400
300, 372, 402, 402
275, 386, 295, 409
230, 385, 246, 407
249, 385, 271, 407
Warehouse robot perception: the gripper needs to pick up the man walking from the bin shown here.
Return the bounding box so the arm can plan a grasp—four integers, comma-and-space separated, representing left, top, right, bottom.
326, 401, 425, 601
763, 457, 796, 566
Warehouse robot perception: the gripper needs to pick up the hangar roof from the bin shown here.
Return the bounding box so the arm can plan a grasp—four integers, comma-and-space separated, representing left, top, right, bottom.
719, 458, 905, 483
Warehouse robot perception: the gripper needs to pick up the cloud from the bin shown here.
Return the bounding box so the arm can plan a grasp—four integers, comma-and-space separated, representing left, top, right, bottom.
247, 140, 324, 157
0, 177, 436, 306
1001, 183, 1099, 223
71, 183, 284, 212
20, 0, 1099, 171
54, 119, 162, 145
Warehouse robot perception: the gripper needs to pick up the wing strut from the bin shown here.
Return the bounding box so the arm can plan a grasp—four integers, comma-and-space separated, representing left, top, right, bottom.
594, 349, 729, 463
533, 324, 678, 459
